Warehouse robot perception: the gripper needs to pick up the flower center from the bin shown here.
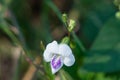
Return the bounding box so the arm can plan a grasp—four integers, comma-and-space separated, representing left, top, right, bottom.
51, 55, 61, 69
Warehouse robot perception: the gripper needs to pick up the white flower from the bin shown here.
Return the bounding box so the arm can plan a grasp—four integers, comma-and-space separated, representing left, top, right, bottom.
43, 41, 75, 74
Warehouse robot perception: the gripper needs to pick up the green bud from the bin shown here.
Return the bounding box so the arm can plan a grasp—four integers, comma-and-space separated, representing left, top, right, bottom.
115, 11, 120, 19
40, 41, 45, 50
61, 37, 70, 44
68, 19, 76, 32
62, 13, 67, 23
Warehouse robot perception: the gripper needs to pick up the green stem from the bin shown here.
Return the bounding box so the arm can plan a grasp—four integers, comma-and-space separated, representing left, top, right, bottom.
72, 32, 86, 53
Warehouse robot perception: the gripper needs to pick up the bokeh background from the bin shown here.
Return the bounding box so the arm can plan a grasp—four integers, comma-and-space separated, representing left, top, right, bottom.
0, 0, 120, 80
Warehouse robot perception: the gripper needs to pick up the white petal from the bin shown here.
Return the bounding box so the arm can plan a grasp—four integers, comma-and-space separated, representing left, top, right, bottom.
63, 54, 75, 66
43, 41, 59, 62
46, 41, 59, 54
50, 55, 63, 74
58, 44, 72, 57
43, 49, 53, 62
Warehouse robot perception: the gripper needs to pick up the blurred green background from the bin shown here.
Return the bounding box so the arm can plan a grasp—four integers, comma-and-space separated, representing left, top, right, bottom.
0, 0, 120, 80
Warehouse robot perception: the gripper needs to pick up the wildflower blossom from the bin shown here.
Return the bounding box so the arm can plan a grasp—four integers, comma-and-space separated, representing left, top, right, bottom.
43, 41, 75, 74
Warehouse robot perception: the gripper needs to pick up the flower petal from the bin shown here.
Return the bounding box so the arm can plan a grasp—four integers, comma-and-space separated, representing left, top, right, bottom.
63, 54, 75, 66
43, 49, 53, 62
43, 41, 59, 62
46, 41, 59, 54
58, 44, 72, 57
51, 55, 63, 74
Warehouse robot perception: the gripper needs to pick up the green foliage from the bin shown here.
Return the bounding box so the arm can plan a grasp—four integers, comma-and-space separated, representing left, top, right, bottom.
0, 0, 120, 80
82, 17, 120, 72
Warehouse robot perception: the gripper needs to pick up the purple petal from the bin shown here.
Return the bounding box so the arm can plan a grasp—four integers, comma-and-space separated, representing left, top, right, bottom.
50, 55, 63, 74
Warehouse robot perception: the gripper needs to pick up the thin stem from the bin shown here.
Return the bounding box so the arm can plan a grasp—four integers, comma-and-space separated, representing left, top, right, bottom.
72, 32, 86, 53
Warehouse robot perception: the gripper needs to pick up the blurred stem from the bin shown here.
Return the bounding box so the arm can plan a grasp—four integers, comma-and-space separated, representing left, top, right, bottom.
0, 5, 33, 60
68, 6, 86, 53
59, 71, 67, 80
71, 32, 86, 53
45, 0, 62, 22
12, 53, 22, 80
9, 10, 33, 60
59, 70, 73, 80
0, 11, 34, 66
22, 57, 42, 80
43, 61, 55, 80
0, 19, 19, 44
9, 10, 26, 47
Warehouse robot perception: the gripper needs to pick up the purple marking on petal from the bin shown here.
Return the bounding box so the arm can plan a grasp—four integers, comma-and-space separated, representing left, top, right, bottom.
51, 55, 61, 69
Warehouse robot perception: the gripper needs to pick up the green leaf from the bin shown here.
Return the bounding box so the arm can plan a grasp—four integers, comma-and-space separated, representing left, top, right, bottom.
82, 17, 120, 72
81, 0, 116, 46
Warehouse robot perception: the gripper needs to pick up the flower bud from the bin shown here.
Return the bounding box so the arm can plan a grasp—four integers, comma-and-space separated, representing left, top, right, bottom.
62, 13, 68, 23
61, 37, 70, 44
68, 19, 76, 32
